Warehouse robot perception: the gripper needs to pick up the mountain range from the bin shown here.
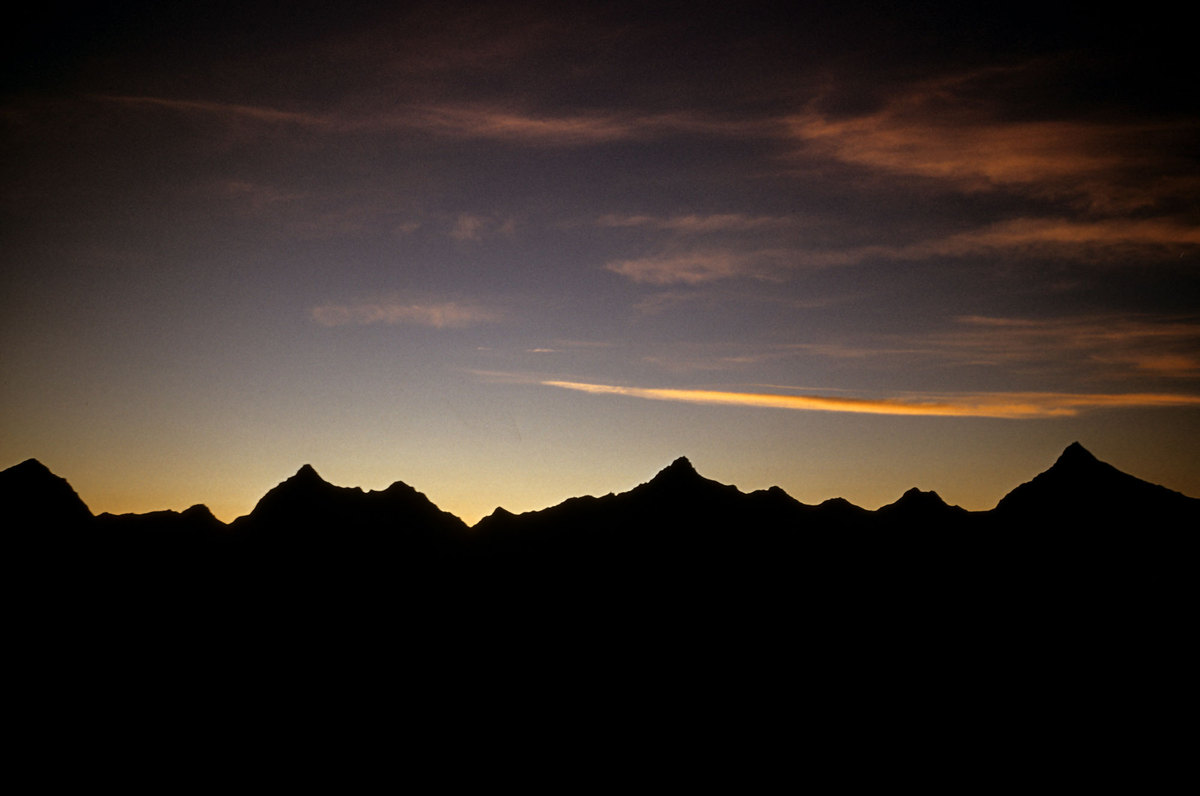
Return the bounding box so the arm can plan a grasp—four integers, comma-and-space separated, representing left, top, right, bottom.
8, 442, 1192, 769
5, 441, 1196, 549
5, 441, 1194, 609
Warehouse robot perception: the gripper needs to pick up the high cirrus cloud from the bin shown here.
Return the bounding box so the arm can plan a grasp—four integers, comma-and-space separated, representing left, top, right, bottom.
311, 300, 502, 328
97, 94, 771, 147
595, 213, 798, 233
542, 380, 1200, 419
783, 71, 1197, 212
605, 249, 801, 285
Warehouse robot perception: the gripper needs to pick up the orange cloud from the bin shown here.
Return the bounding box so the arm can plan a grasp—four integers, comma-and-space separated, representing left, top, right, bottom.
605, 249, 803, 284
905, 218, 1200, 260
542, 380, 1200, 419
782, 71, 1197, 212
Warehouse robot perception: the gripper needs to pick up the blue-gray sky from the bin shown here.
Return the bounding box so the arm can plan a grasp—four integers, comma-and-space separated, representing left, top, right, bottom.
3, 1, 1198, 522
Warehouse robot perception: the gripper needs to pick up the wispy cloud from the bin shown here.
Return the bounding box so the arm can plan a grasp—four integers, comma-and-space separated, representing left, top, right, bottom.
596, 213, 797, 233
97, 94, 775, 147
606, 248, 800, 285
543, 380, 1200, 419
937, 315, 1200, 377
897, 218, 1200, 261
783, 71, 1198, 212
311, 300, 502, 328
783, 314, 1200, 380
450, 212, 517, 241
606, 215, 1200, 284
98, 94, 333, 129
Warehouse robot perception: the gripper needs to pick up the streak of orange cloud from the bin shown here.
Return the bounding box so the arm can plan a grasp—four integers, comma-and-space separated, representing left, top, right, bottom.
542, 380, 1200, 419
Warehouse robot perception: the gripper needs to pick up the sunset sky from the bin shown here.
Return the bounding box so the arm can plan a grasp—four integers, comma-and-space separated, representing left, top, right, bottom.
4, 1, 1198, 523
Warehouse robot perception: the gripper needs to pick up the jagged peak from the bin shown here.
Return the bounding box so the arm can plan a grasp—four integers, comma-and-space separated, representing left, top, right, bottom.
8, 458, 53, 476
664, 456, 697, 474
1055, 442, 1098, 467
899, 486, 945, 502
644, 456, 706, 488
293, 463, 323, 481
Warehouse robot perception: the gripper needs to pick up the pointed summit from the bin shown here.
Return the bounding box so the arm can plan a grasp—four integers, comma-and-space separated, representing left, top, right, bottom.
291, 463, 325, 483
7, 458, 54, 478
664, 456, 697, 475
892, 487, 951, 507
1054, 442, 1098, 468
995, 442, 1200, 524
1, 458, 92, 529
643, 456, 709, 491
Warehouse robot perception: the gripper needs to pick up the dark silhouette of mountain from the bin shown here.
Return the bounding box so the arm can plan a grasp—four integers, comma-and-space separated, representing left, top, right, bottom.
878, 486, 967, 519
875, 487, 974, 533
473, 456, 806, 566
5, 444, 1194, 578
231, 463, 468, 543
227, 464, 471, 597
994, 441, 1200, 528
95, 503, 225, 533
1, 458, 92, 533
7, 445, 1193, 763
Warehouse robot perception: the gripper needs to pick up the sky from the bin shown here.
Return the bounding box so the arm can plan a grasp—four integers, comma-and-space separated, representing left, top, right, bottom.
3, 1, 1198, 523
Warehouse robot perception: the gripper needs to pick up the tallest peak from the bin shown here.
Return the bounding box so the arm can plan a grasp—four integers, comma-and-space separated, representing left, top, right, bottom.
646, 456, 704, 487
292, 463, 324, 482
664, 456, 697, 474
1057, 442, 1097, 466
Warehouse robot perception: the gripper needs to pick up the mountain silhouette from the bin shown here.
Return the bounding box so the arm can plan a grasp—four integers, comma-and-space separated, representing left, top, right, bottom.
226, 464, 471, 599
231, 463, 468, 542
473, 455, 806, 566
1, 458, 92, 533
994, 441, 1199, 528
5, 443, 1195, 577
7, 443, 1193, 745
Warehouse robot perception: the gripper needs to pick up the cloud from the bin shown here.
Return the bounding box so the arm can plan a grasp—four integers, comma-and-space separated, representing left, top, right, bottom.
96, 94, 775, 147
450, 213, 516, 241
782, 72, 1197, 212
450, 213, 489, 241
928, 315, 1200, 378
782, 314, 1200, 380
602, 214, 1200, 288
900, 218, 1200, 261
606, 249, 797, 285
542, 380, 1200, 419
400, 104, 641, 145
311, 300, 501, 328
596, 213, 797, 233
97, 95, 333, 129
